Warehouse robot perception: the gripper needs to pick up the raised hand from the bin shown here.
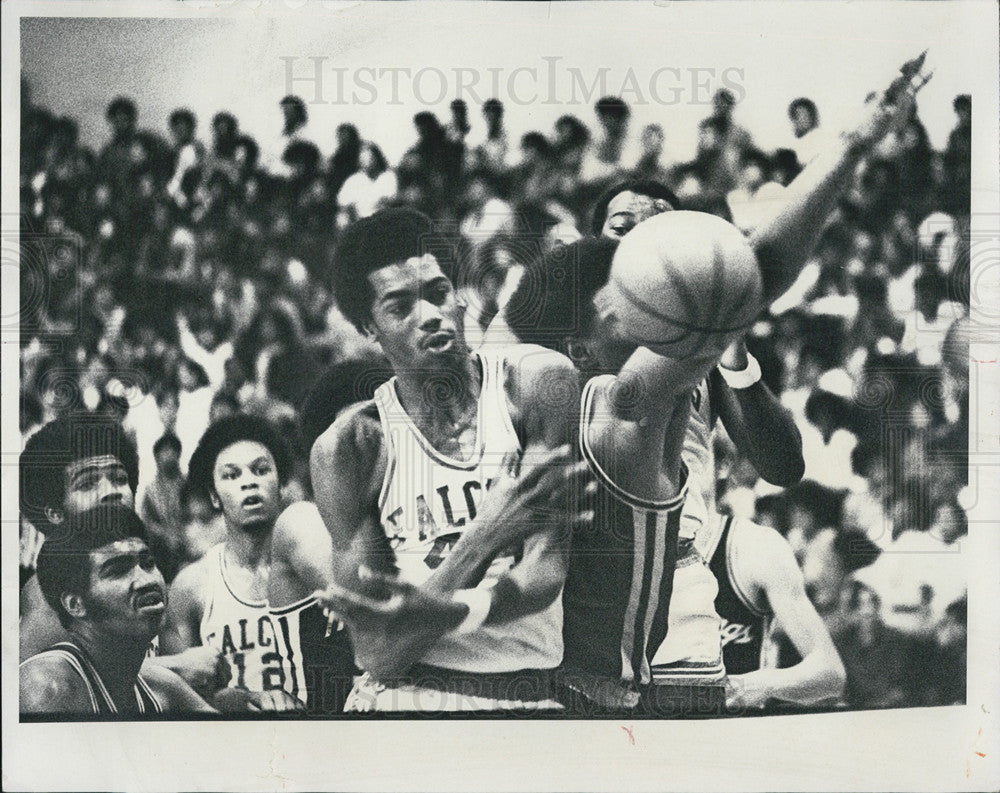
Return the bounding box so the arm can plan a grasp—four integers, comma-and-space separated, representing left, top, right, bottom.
843, 51, 933, 150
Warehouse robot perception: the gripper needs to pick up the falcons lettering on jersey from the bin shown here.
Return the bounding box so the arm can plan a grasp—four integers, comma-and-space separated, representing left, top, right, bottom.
207, 614, 287, 691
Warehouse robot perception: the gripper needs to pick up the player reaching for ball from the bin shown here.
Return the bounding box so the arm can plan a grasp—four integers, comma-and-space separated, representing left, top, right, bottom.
310, 208, 594, 712
502, 55, 927, 714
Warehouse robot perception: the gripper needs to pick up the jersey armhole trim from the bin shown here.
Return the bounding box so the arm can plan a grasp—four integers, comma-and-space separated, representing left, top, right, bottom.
725, 518, 768, 618
270, 595, 316, 617
580, 377, 688, 512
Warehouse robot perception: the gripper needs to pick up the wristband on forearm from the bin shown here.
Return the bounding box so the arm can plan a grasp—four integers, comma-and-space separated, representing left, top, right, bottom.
718, 353, 762, 389
451, 588, 491, 635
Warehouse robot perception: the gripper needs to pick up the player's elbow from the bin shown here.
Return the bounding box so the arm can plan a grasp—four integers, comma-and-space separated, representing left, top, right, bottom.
762, 451, 805, 488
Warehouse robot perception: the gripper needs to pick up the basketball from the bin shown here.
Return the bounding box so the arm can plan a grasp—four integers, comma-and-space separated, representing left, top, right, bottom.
605, 210, 764, 359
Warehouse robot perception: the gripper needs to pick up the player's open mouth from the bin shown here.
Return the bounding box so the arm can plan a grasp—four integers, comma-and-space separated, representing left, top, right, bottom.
424, 331, 454, 351
242, 494, 265, 509
134, 589, 165, 610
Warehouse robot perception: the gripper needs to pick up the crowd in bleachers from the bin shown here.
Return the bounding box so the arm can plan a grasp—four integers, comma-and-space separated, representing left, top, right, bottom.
19, 79, 971, 710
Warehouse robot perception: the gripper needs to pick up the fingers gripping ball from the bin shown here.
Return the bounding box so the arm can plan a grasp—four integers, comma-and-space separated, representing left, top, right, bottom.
606, 211, 763, 359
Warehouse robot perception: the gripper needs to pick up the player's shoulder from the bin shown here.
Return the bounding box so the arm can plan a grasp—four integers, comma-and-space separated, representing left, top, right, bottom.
272, 500, 325, 550
500, 343, 576, 376
19, 652, 91, 713
168, 548, 216, 604
312, 398, 383, 467
499, 344, 578, 403
730, 519, 799, 583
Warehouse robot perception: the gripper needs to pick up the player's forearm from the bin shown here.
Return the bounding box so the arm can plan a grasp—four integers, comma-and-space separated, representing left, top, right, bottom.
715, 376, 804, 486
750, 136, 865, 304
731, 651, 846, 708
485, 559, 564, 626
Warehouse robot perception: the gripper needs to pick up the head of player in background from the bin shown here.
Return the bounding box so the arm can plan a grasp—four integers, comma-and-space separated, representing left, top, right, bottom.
20, 413, 139, 533
35, 504, 166, 641
589, 179, 679, 239
788, 97, 819, 139
187, 415, 292, 536
504, 237, 637, 377
952, 94, 971, 128
299, 354, 393, 454
332, 208, 468, 374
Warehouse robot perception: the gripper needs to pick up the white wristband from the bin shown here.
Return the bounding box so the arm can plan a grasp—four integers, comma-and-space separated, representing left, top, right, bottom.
451, 588, 492, 635
718, 353, 762, 389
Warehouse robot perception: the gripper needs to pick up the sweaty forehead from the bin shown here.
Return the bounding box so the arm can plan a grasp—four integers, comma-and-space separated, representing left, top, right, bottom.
214, 440, 273, 469
368, 254, 445, 298
91, 536, 148, 565
65, 455, 124, 480
605, 191, 662, 222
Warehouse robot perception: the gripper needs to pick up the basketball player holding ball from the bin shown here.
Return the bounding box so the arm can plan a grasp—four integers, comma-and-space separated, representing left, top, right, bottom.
502, 56, 927, 714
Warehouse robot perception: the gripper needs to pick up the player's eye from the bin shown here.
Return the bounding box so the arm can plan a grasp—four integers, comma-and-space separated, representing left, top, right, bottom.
75, 474, 100, 491
138, 553, 156, 571
110, 468, 129, 486
103, 558, 133, 578
426, 284, 450, 305
252, 463, 272, 476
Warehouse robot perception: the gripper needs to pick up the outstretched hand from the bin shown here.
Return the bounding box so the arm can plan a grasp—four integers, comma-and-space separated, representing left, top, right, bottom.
313, 569, 468, 674
844, 51, 933, 150
473, 444, 596, 556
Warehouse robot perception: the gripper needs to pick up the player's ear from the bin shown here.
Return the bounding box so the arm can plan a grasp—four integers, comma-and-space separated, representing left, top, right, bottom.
61, 592, 86, 621
208, 488, 221, 511
563, 337, 594, 368
361, 320, 379, 342
653, 199, 673, 214
44, 506, 66, 526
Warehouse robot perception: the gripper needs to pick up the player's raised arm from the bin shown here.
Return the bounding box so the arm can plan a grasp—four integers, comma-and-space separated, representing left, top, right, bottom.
725, 521, 846, 710
750, 53, 930, 303
710, 340, 805, 488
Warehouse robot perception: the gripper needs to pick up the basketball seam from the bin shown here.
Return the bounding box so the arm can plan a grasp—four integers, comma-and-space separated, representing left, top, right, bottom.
611, 276, 756, 334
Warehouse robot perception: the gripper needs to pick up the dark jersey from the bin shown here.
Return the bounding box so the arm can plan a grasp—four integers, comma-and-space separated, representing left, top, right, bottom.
708, 516, 771, 676
271, 597, 357, 715
562, 376, 687, 689
23, 640, 162, 715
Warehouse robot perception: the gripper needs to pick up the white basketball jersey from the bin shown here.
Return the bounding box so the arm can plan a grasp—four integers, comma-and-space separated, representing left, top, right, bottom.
680, 377, 716, 540
199, 544, 286, 693
373, 350, 562, 673
649, 538, 725, 683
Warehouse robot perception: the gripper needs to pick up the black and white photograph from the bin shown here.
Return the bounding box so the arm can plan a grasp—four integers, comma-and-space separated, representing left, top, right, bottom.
2, 1, 998, 790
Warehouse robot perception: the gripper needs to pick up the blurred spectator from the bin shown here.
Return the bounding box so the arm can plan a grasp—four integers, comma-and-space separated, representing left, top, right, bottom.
943, 95, 971, 215
833, 585, 913, 709
140, 432, 186, 582
787, 96, 825, 165
469, 98, 510, 177
166, 108, 203, 213
579, 95, 632, 185
262, 95, 312, 177
328, 123, 361, 200
336, 142, 397, 225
